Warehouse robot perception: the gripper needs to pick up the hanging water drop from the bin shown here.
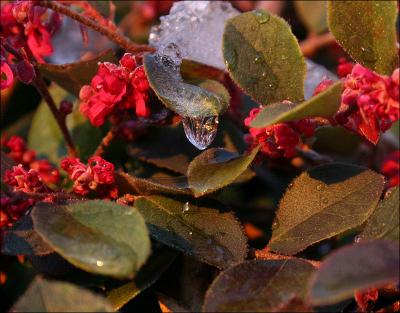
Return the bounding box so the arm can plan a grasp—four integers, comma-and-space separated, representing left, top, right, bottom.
253, 9, 270, 24
182, 201, 190, 213
182, 116, 219, 150
254, 53, 264, 64
354, 235, 361, 243
272, 220, 279, 230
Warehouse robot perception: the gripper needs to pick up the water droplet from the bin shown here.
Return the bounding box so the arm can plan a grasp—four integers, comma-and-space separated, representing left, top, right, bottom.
272, 220, 279, 230
322, 197, 329, 204
361, 47, 377, 62
96, 260, 104, 267
189, 231, 193, 236
287, 182, 294, 189
354, 235, 361, 243
224, 48, 237, 71
254, 53, 264, 64
281, 55, 288, 60
316, 184, 323, 191
182, 116, 219, 150
253, 9, 270, 24
182, 202, 190, 213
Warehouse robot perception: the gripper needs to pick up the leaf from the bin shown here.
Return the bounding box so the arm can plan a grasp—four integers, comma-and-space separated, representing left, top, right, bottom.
308, 240, 399, 306
180, 59, 225, 81
144, 53, 229, 118
28, 85, 102, 164
269, 163, 384, 255
187, 147, 259, 197
12, 276, 114, 312
295, 1, 328, 34
115, 172, 191, 196
1, 214, 53, 256
250, 81, 342, 128
203, 259, 315, 312
327, 1, 398, 75
106, 246, 178, 310
134, 195, 247, 269
222, 10, 306, 105
38, 49, 116, 97
31, 200, 151, 279
313, 126, 361, 155
359, 186, 399, 241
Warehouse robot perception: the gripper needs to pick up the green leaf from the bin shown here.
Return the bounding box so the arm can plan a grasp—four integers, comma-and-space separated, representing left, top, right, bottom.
2, 214, 53, 256
134, 195, 247, 269
187, 147, 259, 197
12, 276, 113, 312
359, 186, 399, 241
106, 246, 178, 310
203, 259, 315, 312
144, 53, 229, 118
31, 200, 151, 279
327, 1, 398, 75
269, 163, 384, 255
222, 10, 306, 105
295, 1, 328, 34
38, 49, 116, 97
115, 172, 191, 196
313, 126, 361, 155
309, 240, 399, 306
28, 85, 102, 164
250, 81, 342, 128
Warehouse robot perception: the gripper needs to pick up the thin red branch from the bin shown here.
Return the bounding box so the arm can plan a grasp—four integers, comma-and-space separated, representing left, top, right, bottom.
93, 125, 118, 157
38, 0, 155, 54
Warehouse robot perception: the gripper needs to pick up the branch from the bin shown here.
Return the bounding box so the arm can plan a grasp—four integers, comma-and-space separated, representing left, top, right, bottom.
300, 33, 336, 58
93, 125, 118, 157
38, 0, 155, 54
2, 43, 76, 156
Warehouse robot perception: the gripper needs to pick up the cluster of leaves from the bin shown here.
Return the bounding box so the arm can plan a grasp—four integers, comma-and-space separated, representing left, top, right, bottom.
1, 1, 399, 312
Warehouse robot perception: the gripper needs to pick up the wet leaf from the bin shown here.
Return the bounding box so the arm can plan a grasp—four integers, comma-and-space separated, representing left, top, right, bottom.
31, 200, 151, 279
187, 147, 259, 197
223, 10, 306, 105
106, 246, 178, 310
116, 172, 191, 196
134, 195, 247, 269
250, 82, 342, 128
359, 187, 399, 242
203, 259, 315, 312
144, 53, 229, 118
295, 1, 328, 34
38, 49, 116, 97
269, 163, 384, 255
28, 85, 102, 164
12, 276, 113, 312
309, 240, 399, 306
328, 1, 398, 75
2, 214, 53, 256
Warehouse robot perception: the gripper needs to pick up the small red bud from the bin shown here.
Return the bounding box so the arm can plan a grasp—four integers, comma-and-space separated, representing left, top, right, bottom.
59, 100, 73, 115
14, 59, 35, 84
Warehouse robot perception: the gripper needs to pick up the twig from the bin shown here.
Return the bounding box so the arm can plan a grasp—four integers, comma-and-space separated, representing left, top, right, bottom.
93, 125, 118, 157
32, 74, 77, 157
300, 33, 336, 57
295, 147, 333, 165
38, 0, 155, 54
2, 43, 76, 156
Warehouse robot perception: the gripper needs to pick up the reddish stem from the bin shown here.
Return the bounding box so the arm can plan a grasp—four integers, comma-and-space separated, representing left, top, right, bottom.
93, 126, 118, 157
38, 0, 155, 54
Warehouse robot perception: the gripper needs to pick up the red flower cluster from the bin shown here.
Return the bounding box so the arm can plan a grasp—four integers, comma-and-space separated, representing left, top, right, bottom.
1, 135, 59, 185
354, 289, 378, 312
336, 57, 354, 79
79, 53, 151, 126
61, 156, 118, 199
244, 108, 315, 158
4, 165, 46, 193
1, 1, 59, 62
0, 195, 35, 228
381, 150, 399, 189
335, 65, 399, 144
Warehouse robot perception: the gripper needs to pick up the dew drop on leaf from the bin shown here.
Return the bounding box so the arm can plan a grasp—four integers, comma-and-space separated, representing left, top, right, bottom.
253, 9, 270, 24
182, 116, 219, 150
224, 48, 237, 71
182, 201, 190, 213
272, 220, 279, 230
254, 53, 264, 64
354, 235, 361, 243
316, 184, 324, 191
360, 46, 377, 62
